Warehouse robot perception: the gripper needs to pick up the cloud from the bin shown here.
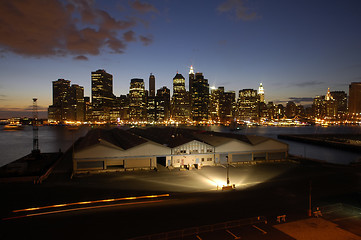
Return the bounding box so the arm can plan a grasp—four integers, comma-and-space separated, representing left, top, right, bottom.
140, 35, 153, 46
218, 0, 259, 21
294, 81, 325, 87
0, 0, 156, 58
123, 30, 136, 42
131, 1, 159, 13
288, 97, 314, 104
73, 55, 88, 61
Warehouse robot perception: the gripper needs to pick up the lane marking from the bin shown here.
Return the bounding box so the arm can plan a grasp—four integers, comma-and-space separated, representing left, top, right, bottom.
12, 194, 170, 213
252, 225, 267, 234
3, 200, 165, 221
196, 235, 203, 240
333, 215, 360, 222
226, 229, 241, 239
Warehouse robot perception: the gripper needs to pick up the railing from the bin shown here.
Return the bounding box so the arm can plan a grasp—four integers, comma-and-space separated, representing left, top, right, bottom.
129, 216, 267, 240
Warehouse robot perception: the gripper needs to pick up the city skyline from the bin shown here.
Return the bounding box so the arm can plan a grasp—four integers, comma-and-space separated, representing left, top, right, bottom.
1, 0, 361, 118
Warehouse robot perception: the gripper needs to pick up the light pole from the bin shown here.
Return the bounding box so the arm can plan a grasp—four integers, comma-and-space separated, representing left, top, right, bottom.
226, 156, 230, 185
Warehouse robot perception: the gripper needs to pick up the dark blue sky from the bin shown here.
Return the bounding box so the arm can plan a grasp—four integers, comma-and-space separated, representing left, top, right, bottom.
0, 0, 360, 118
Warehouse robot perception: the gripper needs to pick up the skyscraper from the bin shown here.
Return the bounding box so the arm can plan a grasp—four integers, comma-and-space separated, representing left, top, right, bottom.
129, 78, 146, 121
189, 66, 195, 93
91, 69, 115, 121
237, 89, 259, 121
330, 90, 347, 117
191, 72, 209, 121
48, 79, 70, 121
348, 82, 361, 116
69, 84, 85, 121
171, 72, 188, 122
258, 83, 265, 103
157, 86, 170, 121
149, 73, 155, 97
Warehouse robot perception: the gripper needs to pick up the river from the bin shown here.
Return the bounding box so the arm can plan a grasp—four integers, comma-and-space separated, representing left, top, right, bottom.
1, 125, 360, 167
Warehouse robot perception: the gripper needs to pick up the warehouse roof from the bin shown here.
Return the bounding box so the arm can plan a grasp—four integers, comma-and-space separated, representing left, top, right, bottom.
75, 128, 147, 151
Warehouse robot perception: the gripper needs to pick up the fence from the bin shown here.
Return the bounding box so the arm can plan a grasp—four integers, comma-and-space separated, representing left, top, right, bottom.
129, 216, 267, 240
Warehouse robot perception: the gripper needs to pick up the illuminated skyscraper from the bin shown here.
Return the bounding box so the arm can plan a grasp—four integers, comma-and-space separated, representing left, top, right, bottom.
237, 89, 259, 120
258, 83, 265, 102
149, 73, 155, 97
189, 65, 195, 93
171, 73, 188, 122
210, 87, 235, 123
48, 79, 70, 121
91, 69, 115, 121
330, 90, 347, 117
48, 79, 85, 122
69, 84, 85, 121
129, 78, 146, 121
191, 73, 209, 121
157, 86, 170, 121
348, 82, 361, 116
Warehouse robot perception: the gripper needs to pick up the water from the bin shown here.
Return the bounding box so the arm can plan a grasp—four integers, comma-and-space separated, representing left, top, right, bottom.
0, 125, 90, 167
1, 125, 360, 167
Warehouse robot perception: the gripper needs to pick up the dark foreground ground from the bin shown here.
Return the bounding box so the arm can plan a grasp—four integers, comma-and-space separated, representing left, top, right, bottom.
1, 160, 361, 239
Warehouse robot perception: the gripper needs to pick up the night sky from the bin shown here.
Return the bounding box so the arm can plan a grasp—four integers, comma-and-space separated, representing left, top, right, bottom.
0, 0, 360, 118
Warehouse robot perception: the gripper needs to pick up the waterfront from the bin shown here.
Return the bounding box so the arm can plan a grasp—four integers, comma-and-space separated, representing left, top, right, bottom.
1, 125, 361, 167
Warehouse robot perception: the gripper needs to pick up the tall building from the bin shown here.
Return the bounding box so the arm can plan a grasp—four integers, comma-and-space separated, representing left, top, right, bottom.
330, 90, 347, 117
285, 101, 297, 118
171, 73, 188, 122
237, 89, 259, 121
210, 86, 235, 123
149, 73, 155, 97
348, 82, 361, 116
69, 84, 85, 121
129, 78, 146, 121
48, 79, 70, 122
191, 72, 209, 121
258, 83, 265, 103
189, 66, 195, 94
48, 79, 85, 122
156, 86, 170, 121
91, 69, 115, 121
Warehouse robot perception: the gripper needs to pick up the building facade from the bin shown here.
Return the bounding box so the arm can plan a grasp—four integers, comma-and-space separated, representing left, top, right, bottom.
191, 73, 209, 122
129, 78, 146, 121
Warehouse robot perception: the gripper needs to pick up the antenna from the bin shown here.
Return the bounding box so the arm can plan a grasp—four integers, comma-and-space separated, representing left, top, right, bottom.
32, 98, 40, 154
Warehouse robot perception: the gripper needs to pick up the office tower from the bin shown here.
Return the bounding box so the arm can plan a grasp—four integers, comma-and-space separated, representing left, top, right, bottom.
237, 89, 259, 120
191, 72, 209, 121
285, 101, 297, 118
224, 90, 236, 122
157, 86, 170, 121
349, 82, 361, 116
171, 72, 188, 122
117, 95, 130, 120
69, 84, 85, 121
258, 83, 265, 103
210, 87, 220, 121
210, 87, 236, 123
324, 88, 337, 118
84, 96, 92, 121
91, 69, 115, 121
149, 73, 155, 97
48, 79, 71, 121
330, 91, 347, 117
147, 95, 157, 122
312, 95, 325, 118
129, 78, 146, 121
189, 66, 195, 94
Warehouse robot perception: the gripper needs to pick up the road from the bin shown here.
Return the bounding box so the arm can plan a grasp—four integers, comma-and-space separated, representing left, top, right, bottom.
1, 162, 360, 239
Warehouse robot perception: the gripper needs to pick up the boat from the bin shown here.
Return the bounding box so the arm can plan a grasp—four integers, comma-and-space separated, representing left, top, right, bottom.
4, 123, 24, 130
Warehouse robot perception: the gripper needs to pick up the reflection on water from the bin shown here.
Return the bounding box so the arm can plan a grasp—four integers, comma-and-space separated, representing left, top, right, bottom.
1, 125, 360, 167
0, 125, 90, 167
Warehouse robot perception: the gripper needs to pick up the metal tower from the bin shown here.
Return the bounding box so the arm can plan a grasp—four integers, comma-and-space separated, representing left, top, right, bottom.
32, 98, 40, 153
